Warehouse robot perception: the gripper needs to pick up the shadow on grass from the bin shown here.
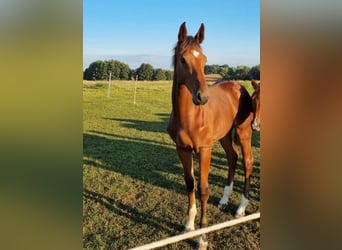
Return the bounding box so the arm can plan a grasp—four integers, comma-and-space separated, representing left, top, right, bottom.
104, 112, 170, 133
84, 112, 260, 231
84, 189, 183, 234
83, 131, 185, 195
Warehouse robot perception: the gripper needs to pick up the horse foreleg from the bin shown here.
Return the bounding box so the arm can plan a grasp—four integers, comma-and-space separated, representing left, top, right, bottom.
218, 132, 238, 210
196, 147, 212, 249
236, 126, 253, 218
177, 146, 197, 232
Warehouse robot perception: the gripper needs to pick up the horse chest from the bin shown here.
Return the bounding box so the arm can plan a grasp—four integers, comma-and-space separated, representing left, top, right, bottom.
175, 122, 211, 151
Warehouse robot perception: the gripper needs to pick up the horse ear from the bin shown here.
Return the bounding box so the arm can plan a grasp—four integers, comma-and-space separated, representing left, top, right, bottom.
251, 79, 259, 89
178, 22, 187, 43
195, 23, 205, 44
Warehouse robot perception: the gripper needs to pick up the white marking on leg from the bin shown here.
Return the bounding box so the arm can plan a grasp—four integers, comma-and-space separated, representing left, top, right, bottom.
236, 194, 249, 217
192, 50, 200, 58
197, 236, 208, 249
218, 182, 233, 207
184, 203, 197, 230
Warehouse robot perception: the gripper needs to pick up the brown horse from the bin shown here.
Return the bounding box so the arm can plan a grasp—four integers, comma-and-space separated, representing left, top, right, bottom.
251, 79, 260, 131
167, 22, 254, 248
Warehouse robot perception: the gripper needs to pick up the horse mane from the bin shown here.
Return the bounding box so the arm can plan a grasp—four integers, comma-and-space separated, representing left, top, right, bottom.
172, 36, 202, 67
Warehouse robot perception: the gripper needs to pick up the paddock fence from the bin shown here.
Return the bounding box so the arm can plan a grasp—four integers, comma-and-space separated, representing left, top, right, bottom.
130, 212, 260, 250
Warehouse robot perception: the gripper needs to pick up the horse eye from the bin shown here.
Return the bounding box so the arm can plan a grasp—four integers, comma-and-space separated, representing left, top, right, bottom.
180, 57, 186, 64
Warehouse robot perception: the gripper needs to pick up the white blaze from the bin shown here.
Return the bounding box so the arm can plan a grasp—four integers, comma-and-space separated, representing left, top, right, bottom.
192, 50, 200, 58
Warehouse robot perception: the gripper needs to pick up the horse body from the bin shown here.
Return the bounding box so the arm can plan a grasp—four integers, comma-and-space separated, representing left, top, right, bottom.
168, 81, 246, 152
167, 22, 254, 249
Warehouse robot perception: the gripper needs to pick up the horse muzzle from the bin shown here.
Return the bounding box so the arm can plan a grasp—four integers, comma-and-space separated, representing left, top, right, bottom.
193, 90, 208, 105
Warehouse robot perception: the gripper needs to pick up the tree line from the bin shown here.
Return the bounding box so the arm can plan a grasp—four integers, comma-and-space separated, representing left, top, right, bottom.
205, 64, 260, 80
83, 59, 260, 81
83, 60, 173, 81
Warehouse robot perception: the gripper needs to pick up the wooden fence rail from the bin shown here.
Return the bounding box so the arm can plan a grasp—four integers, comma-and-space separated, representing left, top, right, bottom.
130, 212, 260, 250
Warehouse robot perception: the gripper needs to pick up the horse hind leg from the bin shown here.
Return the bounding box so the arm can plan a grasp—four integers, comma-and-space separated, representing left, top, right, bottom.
177, 146, 197, 232
218, 130, 239, 210
235, 124, 253, 218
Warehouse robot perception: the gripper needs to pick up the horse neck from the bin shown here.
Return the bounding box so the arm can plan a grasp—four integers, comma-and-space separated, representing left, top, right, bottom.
171, 74, 193, 117
171, 76, 178, 112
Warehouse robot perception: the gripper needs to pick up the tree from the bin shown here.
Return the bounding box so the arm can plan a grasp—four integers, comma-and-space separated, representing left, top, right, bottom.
83, 59, 131, 80
165, 70, 173, 80
153, 68, 166, 80
118, 62, 130, 80
204, 65, 213, 74
136, 63, 154, 80
204, 64, 221, 75
218, 65, 229, 77
84, 60, 106, 80
107, 60, 120, 79
83, 59, 258, 82
249, 64, 260, 80
83, 68, 90, 80
105, 60, 129, 80
224, 67, 236, 80
234, 65, 250, 80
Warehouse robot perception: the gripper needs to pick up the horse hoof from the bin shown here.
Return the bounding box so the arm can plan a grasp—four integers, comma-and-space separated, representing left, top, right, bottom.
183, 227, 194, 233
235, 211, 245, 218
196, 240, 208, 250
218, 203, 227, 210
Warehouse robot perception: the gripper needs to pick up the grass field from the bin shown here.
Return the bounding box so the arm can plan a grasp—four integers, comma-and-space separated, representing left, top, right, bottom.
83, 80, 260, 249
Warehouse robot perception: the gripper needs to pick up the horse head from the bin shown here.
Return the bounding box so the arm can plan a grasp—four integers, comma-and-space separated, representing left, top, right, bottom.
174, 22, 208, 105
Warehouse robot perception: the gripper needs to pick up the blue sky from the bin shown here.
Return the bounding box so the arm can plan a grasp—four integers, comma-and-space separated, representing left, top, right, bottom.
83, 0, 260, 70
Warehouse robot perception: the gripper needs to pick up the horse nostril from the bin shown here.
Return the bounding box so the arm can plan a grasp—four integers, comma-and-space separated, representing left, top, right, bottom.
197, 92, 208, 105
197, 92, 202, 102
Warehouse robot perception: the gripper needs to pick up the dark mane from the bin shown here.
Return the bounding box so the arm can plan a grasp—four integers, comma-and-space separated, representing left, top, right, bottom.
172, 36, 202, 66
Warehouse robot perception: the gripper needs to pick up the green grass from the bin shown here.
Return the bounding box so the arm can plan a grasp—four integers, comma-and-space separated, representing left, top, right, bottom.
83, 80, 260, 249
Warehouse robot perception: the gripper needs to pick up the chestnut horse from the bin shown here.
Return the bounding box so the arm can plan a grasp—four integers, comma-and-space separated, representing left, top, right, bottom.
251, 79, 260, 131
167, 22, 254, 248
